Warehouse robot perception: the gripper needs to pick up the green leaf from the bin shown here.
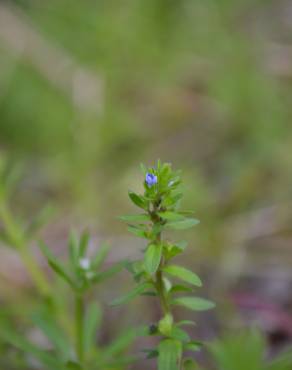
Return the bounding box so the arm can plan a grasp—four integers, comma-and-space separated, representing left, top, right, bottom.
0, 326, 66, 370
158, 339, 182, 370
103, 328, 137, 358
184, 341, 202, 352
127, 225, 148, 239
163, 192, 183, 207
79, 230, 90, 257
177, 320, 196, 328
119, 214, 150, 222
157, 211, 184, 221
128, 191, 148, 210
166, 218, 200, 230
170, 285, 193, 294
48, 260, 75, 288
31, 310, 70, 360
69, 231, 79, 267
83, 303, 102, 355
169, 327, 190, 342
39, 241, 75, 289
92, 242, 110, 269
111, 282, 152, 306
164, 242, 187, 260
92, 262, 123, 284
163, 265, 202, 287
183, 358, 198, 370
144, 243, 162, 275
172, 297, 215, 311
209, 330, 265, 370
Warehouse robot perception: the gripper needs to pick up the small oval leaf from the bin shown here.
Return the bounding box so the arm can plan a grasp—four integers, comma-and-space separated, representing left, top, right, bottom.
163, 265, 202, 287
128, 191, 148, 210
166, 218, 200, 230
172, 297, 215, 311
144, 244, 162, 275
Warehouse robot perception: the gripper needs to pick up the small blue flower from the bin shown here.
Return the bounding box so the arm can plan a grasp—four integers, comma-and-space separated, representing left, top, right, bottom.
145, 173, 158, 187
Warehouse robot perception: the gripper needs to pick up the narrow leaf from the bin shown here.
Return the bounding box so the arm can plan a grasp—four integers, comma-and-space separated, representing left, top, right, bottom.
92, 263, 123, 284
1, 326, 66, 369
48, 260, 75, 288
92, 242, 110, 269
31, 311, 70, 360
166, 218, 200, 230
39, 242, 75, 288
157, 211, 184, 221
69, 231, 79, 268
83, 303, 102, 355
111, 282, 152, 306
172, 297, 215, 311
103, 328, 137, 357
79, 230, 90, 257
119, 214, 150, 222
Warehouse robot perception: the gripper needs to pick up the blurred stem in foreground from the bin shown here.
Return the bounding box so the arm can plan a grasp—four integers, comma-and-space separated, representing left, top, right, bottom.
38, 232, 129, 369
0, 199, 51, 297
75, 293, 85, 365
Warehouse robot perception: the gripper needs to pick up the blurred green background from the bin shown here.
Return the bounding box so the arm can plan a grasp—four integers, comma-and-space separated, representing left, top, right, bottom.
0, 0, 292, 369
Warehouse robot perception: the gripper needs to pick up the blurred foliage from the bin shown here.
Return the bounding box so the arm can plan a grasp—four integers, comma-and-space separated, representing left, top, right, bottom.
1, 0, 292, 221
0, 0, 292, 369
210, 330, 292, 370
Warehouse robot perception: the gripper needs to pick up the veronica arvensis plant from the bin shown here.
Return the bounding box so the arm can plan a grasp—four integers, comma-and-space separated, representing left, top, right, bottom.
113, 161, 215, 370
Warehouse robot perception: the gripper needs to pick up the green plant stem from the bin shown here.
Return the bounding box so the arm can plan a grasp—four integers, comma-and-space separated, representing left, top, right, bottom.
152, 202, 182, 369
0, 203, 51, 296
75, 293, 85, 365
156, 267, 170, 314
152, 206, 170, 316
